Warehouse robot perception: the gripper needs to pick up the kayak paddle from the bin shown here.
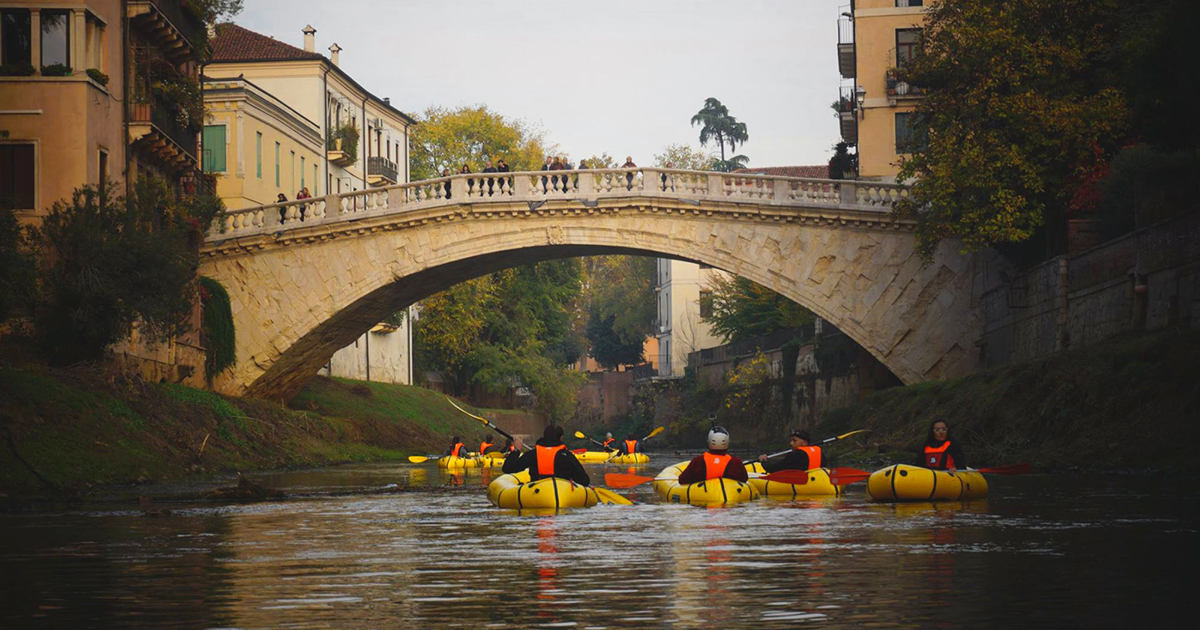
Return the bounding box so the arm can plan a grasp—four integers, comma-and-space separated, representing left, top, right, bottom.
761, 429, 871, 460
826, 463, 1032, 486
573, 430, 609, 449
446, 396, 530, 451
605, 469, 809, 489
407, 454, 441, 464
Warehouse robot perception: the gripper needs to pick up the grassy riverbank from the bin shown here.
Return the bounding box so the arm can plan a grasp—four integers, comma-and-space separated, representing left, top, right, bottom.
814, 328, 1200, 473
0, 367, 511, 500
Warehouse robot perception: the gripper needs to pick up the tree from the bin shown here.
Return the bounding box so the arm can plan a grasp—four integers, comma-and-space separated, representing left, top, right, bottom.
700, 274, 814, 343
410, 105, 550, 180
30, 179, 224, 365
0, 205, 36, 325
894, 0, 1128, 260
581, 256, 655, 369
828, 142, 857, 180
690, 98, 750, 171
653, 144, 716, 171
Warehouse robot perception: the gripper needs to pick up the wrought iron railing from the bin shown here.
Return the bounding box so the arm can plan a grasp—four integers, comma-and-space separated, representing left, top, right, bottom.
368, 156, 398, 183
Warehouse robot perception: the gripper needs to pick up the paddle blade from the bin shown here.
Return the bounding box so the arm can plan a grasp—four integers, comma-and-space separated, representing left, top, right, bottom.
643, 426, 665, 440
572, 448, 588, 454
822, 429, 870, 444
760, 470, 811, 485
828, 468, 872, 485
976, 463, 1031, 475
574, 431, 587, 439
407, 455, 432, 464
593, 487, 634, 506
604, 472, 656, 488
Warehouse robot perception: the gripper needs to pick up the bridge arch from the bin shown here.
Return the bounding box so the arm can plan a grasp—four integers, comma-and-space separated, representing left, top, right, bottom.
200, 169, 980, 400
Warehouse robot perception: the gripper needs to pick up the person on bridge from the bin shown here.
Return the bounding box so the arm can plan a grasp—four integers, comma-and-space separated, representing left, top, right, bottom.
502, 425, 590, 485
621, 156, 637, 190
445, 435, 469, 459
757, 430, 822, 472
441, 168, 452, 198
601, 432, 617, 451
676, 426, 749, 485
919, 420, 967, 472
479, 434, 496, 456
482, 158, 498, 195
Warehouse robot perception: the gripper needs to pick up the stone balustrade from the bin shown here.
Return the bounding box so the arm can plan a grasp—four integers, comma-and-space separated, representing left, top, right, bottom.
212, 168, 909, 239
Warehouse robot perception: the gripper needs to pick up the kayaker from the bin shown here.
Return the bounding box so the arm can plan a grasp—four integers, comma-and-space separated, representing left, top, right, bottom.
757, 429, 822, 472
503, 437, 516, 452
676, 426, 749, 485
503, 424, 590, 485
479, 434, 496, 455
601, 432, 617, 451
445, 435, 468, 459
920, 420, 967, 472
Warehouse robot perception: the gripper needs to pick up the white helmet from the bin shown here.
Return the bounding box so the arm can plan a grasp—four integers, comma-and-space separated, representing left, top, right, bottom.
707, 426, 730, 450
605, 432, 613, 439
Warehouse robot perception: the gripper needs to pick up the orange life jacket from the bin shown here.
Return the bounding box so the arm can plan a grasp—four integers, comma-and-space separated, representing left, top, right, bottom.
536, 444, 566, 476
624, 440, 638, 454
797, 445, 822, 469
506, 444, 516, 452
451, 443, 465, 458
602, 438, 615, 448
924, 441, 955, 470
479, 441, 493, 455
703, 453, 732, 480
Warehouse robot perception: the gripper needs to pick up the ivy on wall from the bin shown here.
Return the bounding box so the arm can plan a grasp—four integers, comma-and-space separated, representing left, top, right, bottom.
200, 276, 235, 382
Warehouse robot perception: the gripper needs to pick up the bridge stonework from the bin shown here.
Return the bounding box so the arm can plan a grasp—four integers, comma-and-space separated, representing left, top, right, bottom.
200, 169, 981, 401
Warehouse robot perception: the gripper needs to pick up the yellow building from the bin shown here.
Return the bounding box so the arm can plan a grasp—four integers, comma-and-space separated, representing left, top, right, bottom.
202, 76, 324, 208
838, 0, 928, 181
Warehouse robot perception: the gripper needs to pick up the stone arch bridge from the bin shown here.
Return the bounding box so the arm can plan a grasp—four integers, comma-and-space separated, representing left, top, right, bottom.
200, 168, 981, 401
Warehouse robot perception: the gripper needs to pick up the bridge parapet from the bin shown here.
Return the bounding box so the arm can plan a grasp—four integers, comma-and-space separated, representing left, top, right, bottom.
211, 168, 909, 240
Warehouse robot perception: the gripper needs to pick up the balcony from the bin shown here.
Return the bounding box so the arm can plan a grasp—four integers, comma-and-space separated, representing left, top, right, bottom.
837, 15, 855, 79
367, 156, 398, 186
129, 94, 198, 172
181, 170, 216, 198
127, 0, 206, 65
886, 68, 924, 100
837, 85, 857, 144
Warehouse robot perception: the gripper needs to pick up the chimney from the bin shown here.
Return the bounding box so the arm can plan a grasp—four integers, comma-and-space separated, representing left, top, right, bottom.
302, 25, 316, 52
329, 43, 341, 67
383, 97, 390, 105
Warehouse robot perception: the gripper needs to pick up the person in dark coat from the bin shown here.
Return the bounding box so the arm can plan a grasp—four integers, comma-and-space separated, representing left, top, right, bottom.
676, 426, 749, 485
919, 420, 967, 471
503, 425, 590, 485
758, 430, 824, 473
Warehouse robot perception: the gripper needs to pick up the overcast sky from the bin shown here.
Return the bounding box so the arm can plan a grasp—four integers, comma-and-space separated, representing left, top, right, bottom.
235, 0, 843, 168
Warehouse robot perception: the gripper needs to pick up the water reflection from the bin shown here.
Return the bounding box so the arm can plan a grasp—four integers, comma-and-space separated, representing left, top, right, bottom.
1, 460, 1195, 628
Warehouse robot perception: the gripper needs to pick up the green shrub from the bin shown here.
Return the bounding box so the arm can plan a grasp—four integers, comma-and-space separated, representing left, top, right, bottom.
199, 277, 236, 381
0, 205, 37, 323
86, 68, 109, 86
0, 63, 36, 76
40, 63, 72, 77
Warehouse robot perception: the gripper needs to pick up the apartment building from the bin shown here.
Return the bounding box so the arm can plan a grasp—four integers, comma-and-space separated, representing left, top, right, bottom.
837, 0, 928, 181
654, 259, 728, 377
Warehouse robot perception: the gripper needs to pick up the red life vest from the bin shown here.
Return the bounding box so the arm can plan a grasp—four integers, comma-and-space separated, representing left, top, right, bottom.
451, 443, 465, 458
479, 441, 493, 455
624, 440, 637, 454
703, 453, 732, 480
536, 444, 565, 476
797, 445, 822, 469
924, 441, 955, 470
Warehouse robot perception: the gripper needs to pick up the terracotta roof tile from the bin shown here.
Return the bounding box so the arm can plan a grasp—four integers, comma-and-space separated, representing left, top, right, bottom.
210, 23, 324, 62
734, 165, 830, 178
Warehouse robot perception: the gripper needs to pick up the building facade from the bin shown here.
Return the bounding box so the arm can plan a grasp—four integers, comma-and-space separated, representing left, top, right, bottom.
654, 259, 728, 377
205, 23, 415, 385
838, 0, 929, 181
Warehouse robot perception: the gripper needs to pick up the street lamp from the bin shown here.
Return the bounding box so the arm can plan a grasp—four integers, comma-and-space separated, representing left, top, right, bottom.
855, 85, 867, 119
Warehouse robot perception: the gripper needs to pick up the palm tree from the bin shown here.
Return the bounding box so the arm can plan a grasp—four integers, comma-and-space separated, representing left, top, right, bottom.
690, 98, 750, 167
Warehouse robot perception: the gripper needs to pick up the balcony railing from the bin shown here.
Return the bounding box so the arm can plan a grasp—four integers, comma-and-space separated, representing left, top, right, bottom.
368, 156, 398, 185
886, 68, 924, 98
838, 85, 857, 143
837, 14, 855, 79
182, 170, 216, 198
128, 0, 207, 64
131, 94, 197, 157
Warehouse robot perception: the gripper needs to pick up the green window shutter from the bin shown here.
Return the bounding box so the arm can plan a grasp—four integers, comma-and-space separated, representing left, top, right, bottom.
202, 126, 226, 172
275, 142, 280, 187
256, 132, 262, 178
300, 156, 306, 188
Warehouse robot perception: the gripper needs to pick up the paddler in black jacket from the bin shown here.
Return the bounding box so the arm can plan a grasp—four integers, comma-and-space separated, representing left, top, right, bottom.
445, 435, 469, 459
612, 434, 641, 455
757, 430, 824, 472
919, 420, 967, 472
502, 425, 590, 486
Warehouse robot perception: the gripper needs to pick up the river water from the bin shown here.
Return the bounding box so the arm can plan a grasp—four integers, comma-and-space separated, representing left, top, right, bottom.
2, 457, 1195, 629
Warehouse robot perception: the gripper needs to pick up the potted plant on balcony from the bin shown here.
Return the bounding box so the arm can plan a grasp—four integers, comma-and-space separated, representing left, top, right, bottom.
327, 122, 359, 163
41, 63, 72, 77
886, 67, 899, 91
0, 63, 36, 76
152, 76, 204, 132
86, 68, 109, 86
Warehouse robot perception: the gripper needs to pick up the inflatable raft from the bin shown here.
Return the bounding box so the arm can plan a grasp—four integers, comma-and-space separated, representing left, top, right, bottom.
608, 452, 650, 465
653, 461, 760, 505
866, 464, 987, 501
574, 450, 616, 463
437, 455, 501, 469
744, 462, 843, 497
487, 470, 630, 509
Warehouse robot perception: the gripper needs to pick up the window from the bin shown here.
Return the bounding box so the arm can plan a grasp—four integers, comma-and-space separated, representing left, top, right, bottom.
274, 142, 280, 187
40, 9, 70, 68
85, 13, 104, 72
896, 28, 922, 67
1, 9, 31, 66
202, 125, 226, 172
98, 149, 108, 189
300, 156, 306, 188
0, 144, 36, 210
896, 0, 923, 6
314, 165, 319, 194
895, 112, 927, 154
255, 132, 262, 178
699, 290, 713, 318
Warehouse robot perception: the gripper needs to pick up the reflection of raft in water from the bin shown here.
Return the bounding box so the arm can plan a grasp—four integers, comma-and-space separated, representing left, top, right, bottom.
607, 452, 649, 465
744, 462, 843, 497
653, 461, 760, 505
866, 464, 987, 501
487, 471, 631, 509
